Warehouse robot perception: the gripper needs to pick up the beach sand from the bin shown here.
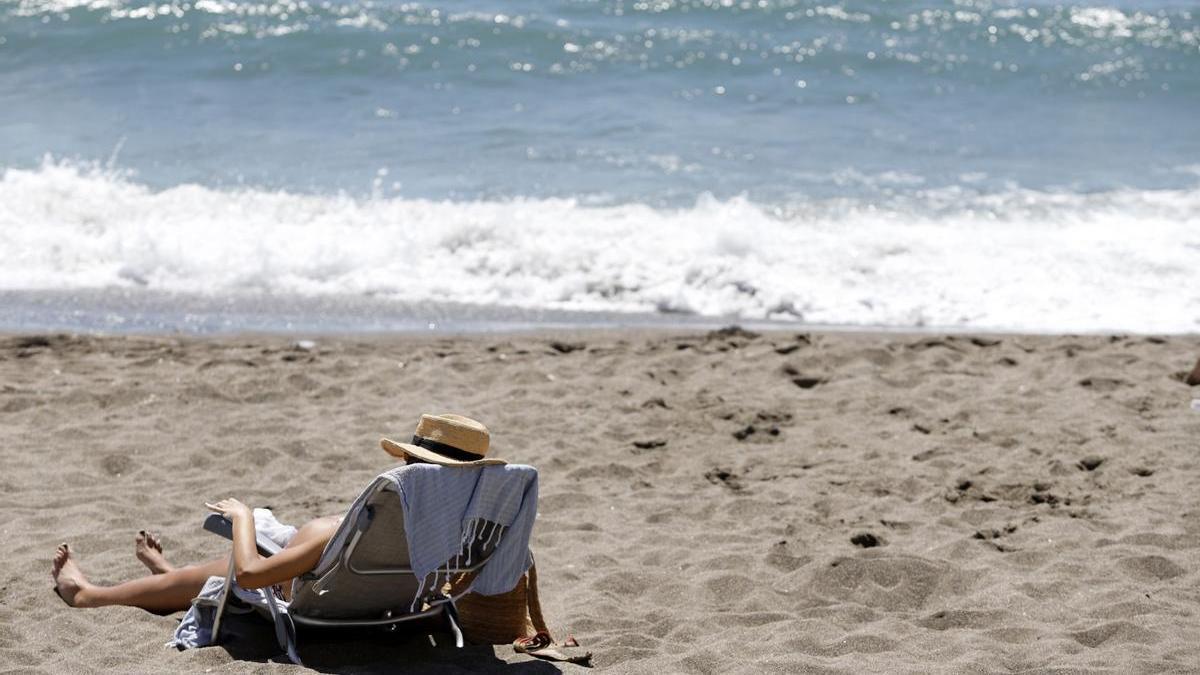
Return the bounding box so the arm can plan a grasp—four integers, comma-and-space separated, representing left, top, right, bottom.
2, 329, 1199, 673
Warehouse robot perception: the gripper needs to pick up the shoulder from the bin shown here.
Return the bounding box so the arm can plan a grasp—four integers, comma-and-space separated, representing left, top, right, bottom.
288, 515, 341, 551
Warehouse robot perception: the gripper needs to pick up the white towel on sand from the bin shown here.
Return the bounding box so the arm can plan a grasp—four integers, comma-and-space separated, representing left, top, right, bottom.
168, 508, 294, 650
168, 575, 267, 649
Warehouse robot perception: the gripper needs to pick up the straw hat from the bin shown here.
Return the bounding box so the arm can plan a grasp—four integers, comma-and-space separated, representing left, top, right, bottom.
381, 414, 506, 466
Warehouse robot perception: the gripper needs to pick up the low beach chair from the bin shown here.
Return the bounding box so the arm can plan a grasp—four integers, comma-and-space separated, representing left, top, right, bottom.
200, 464, 536, 664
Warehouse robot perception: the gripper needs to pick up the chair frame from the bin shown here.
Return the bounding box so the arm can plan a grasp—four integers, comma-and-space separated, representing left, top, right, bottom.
202, 481, 493, 664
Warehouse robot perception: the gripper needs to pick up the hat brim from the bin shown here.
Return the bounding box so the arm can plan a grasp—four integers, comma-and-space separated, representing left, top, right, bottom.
381, 438, 507, 466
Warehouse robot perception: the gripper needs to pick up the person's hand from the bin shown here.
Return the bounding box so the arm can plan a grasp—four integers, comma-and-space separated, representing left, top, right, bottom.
205, 497, 253, 522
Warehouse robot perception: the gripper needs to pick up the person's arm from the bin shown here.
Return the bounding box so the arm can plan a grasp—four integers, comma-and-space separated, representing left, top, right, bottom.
204, 498, 325, 590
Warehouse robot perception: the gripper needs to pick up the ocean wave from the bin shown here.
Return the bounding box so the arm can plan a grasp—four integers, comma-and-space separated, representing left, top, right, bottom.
2, 161, 1198, 332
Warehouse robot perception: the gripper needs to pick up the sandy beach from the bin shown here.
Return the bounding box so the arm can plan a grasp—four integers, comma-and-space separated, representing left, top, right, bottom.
2, 328, 1199, 673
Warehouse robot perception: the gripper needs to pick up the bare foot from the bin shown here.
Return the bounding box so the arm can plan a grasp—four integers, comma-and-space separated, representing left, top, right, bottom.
51, 543, 93, 607
135, 530, 174, 574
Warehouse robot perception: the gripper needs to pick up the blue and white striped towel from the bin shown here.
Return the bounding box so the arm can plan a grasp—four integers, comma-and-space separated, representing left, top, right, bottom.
384, 462, 539, 597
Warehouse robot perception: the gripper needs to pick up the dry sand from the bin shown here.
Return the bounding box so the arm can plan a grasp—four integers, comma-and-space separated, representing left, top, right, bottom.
2, 329, 1199, 673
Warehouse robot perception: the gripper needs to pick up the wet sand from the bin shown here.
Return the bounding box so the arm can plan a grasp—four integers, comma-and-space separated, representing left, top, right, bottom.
2, 329, 1199, 673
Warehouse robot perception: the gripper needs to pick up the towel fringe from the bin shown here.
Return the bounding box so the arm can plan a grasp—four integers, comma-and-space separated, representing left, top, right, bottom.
412, 517, 513, 610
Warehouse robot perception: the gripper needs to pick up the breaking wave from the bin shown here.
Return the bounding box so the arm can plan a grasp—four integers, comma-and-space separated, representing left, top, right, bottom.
2, 160, 1198, 332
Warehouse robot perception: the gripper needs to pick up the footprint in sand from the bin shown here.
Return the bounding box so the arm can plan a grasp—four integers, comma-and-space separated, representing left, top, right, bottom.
0, 398, 41, 414
850, 533, 884, 548
100, 454, 135, 477
1069, 621, 1160, 648
704, 467, 743, 491
781, 364, 826, 389
811, 555, 962, 612
1117, 555, 1185, 582
766, 540, 809, 571
919, 608, 1009, 631
1078, 377, 1130, 392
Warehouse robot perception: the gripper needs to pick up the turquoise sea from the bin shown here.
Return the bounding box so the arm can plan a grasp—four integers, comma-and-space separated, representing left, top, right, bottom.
2, 0, 1198, 332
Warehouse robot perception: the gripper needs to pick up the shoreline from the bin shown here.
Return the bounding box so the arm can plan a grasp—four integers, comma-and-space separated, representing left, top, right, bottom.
4, 289, 1196, 338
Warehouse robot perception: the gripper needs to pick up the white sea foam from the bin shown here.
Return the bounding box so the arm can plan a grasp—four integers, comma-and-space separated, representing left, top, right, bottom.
2, 161, 1198, 332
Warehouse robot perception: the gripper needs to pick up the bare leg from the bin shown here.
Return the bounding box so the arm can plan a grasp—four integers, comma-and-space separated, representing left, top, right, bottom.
135, 530, 174, 574
53, 543, 228, 614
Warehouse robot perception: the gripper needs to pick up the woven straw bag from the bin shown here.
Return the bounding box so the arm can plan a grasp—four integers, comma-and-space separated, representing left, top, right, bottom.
450, 565, 548, 645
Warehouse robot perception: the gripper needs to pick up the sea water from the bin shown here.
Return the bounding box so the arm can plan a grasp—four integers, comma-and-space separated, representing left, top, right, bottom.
1, 0, 1197, 332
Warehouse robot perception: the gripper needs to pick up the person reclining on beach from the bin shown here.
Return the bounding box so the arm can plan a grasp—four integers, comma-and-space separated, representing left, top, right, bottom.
51, 414, 499, 613
51, 499, 339, 612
